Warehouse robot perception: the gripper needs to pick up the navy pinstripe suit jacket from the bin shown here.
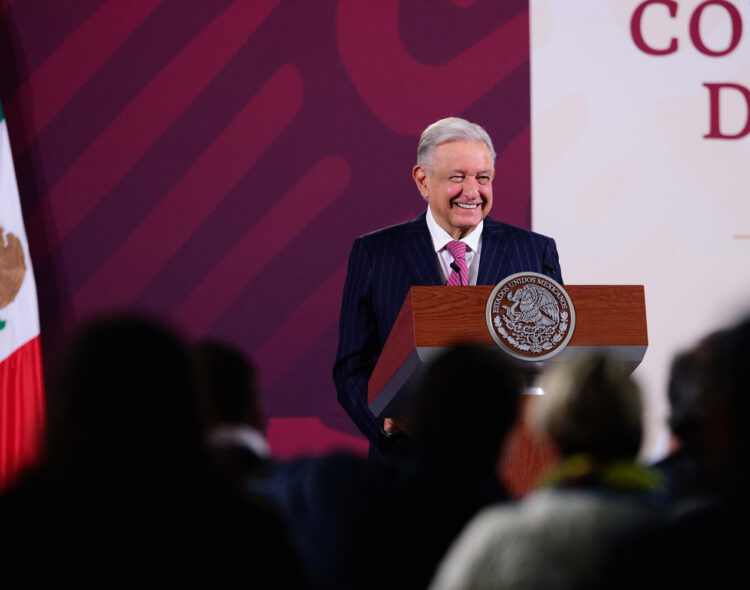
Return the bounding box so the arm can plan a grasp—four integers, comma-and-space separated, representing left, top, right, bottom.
333, 212, 563, 452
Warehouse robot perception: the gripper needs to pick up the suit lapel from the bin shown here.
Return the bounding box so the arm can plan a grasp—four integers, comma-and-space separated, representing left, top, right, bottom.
477, 217, 511, 285
398, 214, 517, 286
402, 212, 442, 286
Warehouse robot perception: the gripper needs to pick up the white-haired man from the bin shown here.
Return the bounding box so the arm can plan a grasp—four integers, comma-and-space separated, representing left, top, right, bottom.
334, 117, 563, 459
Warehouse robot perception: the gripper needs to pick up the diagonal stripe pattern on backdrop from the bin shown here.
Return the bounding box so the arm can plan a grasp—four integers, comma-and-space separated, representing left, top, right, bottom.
4, 0, 164, 156
172, 156, 350, 337
26, 0, 279, 261
70, 64, 303, 318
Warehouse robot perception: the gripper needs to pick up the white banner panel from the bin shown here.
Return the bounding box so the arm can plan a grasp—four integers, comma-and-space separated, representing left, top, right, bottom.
531, 0, 750, 459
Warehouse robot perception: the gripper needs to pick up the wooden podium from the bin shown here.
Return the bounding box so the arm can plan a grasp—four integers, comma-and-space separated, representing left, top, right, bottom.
367, 285, 648, 495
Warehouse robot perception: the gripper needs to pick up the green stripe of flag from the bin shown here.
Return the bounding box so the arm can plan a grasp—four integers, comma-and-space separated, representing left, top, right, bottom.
0, 100, 4, 124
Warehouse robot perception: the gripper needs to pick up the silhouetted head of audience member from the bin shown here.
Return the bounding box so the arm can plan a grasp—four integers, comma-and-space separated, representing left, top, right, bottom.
533, 355, 642, 461
701, 315, 750, 490
193, 339, 271, 487
667, 330, 724, 449
47, 313, 205, 484
405, 344, 522, 474
194, 340, 262, 429
4, 313, 308, 587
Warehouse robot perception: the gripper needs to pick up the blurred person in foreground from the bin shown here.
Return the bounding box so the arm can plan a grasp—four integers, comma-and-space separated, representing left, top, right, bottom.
0, 314, 305, 588
430, 355, 664, 590
195, 340, 272, 491
270, 344, 522, 590
609, 315, 750, 587
652, 330, 725, 503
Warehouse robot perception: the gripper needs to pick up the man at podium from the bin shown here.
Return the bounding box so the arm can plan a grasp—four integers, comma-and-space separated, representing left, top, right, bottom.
333, 117, 563, 459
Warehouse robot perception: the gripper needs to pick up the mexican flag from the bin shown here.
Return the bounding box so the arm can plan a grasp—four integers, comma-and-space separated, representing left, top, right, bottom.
0, 100, 45, 490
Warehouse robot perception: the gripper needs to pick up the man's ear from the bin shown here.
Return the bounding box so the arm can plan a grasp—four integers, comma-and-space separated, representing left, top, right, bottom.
413, 165, 429, 199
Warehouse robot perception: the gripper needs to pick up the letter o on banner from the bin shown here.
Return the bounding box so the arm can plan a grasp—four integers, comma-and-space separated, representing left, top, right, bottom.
690, 0, 743, 57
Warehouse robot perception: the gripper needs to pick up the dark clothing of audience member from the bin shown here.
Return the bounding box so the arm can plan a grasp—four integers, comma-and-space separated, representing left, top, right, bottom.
608, 316, 750, 588
269, 344, 522, 590
652, 331, 725, 502
0, 465, 300, 588
0, 315, 305, 588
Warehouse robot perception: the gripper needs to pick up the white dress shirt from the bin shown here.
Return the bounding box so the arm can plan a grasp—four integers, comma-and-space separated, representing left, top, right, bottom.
425, 206, 483, 285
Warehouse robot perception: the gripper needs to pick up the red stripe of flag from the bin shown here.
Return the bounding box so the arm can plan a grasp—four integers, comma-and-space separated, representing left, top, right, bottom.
0, 336, 44, 491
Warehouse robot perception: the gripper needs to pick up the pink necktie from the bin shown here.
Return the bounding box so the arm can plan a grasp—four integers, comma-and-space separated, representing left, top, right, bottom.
445, 240, 468, 286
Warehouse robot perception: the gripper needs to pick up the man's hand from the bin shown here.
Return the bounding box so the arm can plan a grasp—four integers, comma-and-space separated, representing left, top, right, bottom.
383, 418, 411, 436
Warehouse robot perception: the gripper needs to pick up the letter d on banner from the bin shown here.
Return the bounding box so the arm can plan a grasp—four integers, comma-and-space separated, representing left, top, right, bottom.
704, 83, 750, 139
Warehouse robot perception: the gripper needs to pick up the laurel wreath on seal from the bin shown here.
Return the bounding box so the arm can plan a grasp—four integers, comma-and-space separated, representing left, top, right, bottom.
494, 311, 569, 353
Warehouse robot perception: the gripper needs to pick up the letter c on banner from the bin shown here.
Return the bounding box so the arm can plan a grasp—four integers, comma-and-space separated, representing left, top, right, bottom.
631, 0, 678, 55
690, 0, 743, 57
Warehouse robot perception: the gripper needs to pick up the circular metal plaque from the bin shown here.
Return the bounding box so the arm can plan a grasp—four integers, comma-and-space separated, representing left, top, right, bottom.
485, 272, 575, 361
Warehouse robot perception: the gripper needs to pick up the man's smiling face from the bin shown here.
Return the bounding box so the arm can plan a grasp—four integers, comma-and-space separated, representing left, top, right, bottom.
413, 140, 494, 240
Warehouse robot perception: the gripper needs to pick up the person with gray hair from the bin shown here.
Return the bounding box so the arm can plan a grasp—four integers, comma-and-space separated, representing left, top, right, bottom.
531, 354, 643, 461
429, 355, 664, 590
334, 116, 564, 460
416, 117, 497, 167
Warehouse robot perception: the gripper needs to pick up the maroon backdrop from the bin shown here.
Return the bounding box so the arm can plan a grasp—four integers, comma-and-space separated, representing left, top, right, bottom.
0, 0, 531, 457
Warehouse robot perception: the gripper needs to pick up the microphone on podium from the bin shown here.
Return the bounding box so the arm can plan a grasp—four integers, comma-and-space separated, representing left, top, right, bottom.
449, 262, 464, 286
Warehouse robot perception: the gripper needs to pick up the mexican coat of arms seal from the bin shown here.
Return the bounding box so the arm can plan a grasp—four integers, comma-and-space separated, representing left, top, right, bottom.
485, 272, 575, 361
